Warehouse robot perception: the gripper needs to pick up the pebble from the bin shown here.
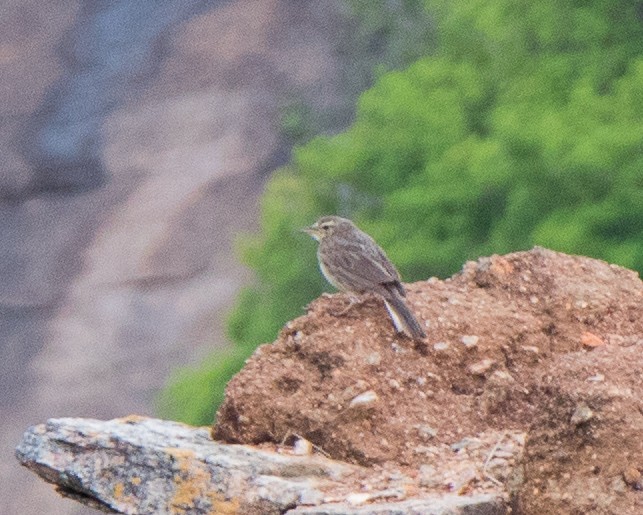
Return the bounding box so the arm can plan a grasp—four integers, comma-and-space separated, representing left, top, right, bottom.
586, 373, 605, 382
349, 390, 378, 409
461, 335, 479, 348
416, 425, 438, 440
365, 352, 381, 365
468, 359, 495, 376
346, 493, 370, 505
433, 341, 449, 351
451, 437, 483, 452
623, 466, 641, 487
293, 437, 313, 456
570, 402, 593, 426
391, 342, 405, 353
581, 331, 604, 348
610, 476, 627, 493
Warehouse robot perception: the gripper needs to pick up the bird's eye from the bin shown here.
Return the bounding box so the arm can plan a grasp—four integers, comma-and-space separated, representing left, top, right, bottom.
321, 223, 331, 231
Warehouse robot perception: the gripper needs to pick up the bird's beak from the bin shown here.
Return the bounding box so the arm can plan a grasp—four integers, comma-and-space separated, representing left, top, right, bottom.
301, 223, 320, 240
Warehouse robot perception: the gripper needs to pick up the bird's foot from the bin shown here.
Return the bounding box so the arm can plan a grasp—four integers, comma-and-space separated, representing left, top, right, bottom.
328, 293, 378, 317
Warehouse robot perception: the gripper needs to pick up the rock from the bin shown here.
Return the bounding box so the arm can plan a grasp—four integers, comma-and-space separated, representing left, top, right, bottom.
15, 417, 508, 515
433, 341, 450, 351
213, 249, 643, 514
570, 402, 593, 426
468, 359, 496, 376
16, 417, 357, 514
461, 335, 479, 349
623, 466, 641, 488
415, 425, 438, 440
349, 390, 379, 408
15, 249, 643, 514
294, 437, 314, 456
291, 495, 506, 514
581, 332, 605, 348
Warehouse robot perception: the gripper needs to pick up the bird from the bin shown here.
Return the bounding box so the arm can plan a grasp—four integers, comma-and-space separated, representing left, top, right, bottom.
302, 215, 426, 340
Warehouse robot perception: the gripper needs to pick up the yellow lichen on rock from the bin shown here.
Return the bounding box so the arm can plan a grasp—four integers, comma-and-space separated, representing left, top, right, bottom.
166, 447, 239, 514
113, 482, 124, 500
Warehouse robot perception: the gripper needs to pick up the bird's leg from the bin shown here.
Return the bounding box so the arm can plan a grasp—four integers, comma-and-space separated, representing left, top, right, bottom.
329, 292, 378, 317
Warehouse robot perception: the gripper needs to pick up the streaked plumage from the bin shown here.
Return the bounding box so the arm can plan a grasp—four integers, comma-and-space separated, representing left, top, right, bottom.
303, 216, 426, 340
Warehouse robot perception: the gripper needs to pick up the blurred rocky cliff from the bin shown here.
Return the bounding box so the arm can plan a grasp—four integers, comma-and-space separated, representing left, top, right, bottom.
1, 1, 425, 512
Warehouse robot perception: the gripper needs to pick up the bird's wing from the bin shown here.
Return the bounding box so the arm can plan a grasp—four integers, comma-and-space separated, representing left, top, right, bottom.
322, 233, 403, 294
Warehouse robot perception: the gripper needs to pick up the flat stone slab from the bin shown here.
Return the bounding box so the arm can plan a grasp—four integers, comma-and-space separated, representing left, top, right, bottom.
16, 416, 509, 514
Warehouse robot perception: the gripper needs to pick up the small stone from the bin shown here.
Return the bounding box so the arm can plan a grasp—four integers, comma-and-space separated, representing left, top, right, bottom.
468, 358, 495, 376
581, 332, 604, 349
433, 341, 449, 351
529, 296, 539, 304
416, 376, 427, 386
388, 379, 401, 390
521, 345, 540, 353
586, 373, 605, 382
365, 352, 381, 365
293, 437, 313, 456
610, 476, 627, 493
451, 437, 483, 452
570, 402, 593, 426
416, 425, 438, 440
461, 335, 479, 348
346, 493, 370, 505
623, 466, 641, 487
349, 390, 378, 408
391, 342, 405, 353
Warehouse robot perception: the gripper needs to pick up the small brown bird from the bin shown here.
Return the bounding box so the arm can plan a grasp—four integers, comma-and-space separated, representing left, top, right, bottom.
303, 216, 426, 340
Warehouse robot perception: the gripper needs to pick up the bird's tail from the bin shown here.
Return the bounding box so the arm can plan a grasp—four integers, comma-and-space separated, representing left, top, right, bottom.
383, 290, 426, 340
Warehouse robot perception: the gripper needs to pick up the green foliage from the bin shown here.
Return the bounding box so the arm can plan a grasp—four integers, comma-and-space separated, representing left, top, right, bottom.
155, 345, 255, 426
160, 0, 643, 424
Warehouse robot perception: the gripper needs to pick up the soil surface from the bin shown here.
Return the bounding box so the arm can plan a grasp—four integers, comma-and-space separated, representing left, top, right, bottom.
214, 247, 643, 514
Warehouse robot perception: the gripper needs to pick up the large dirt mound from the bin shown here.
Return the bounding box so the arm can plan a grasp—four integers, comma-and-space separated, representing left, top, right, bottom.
214, 248, 642, 513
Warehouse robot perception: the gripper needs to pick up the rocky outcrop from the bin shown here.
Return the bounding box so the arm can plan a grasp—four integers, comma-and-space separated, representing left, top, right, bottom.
16, 249, 643, 514
214, 248, 643, 514
16, 417, 508, 515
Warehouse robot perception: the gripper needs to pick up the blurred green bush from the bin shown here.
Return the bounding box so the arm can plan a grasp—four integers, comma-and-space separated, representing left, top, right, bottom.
158, 0, 643, 425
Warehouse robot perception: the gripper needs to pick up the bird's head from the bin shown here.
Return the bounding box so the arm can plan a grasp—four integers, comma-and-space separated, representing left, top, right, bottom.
302, 215, 353, 241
